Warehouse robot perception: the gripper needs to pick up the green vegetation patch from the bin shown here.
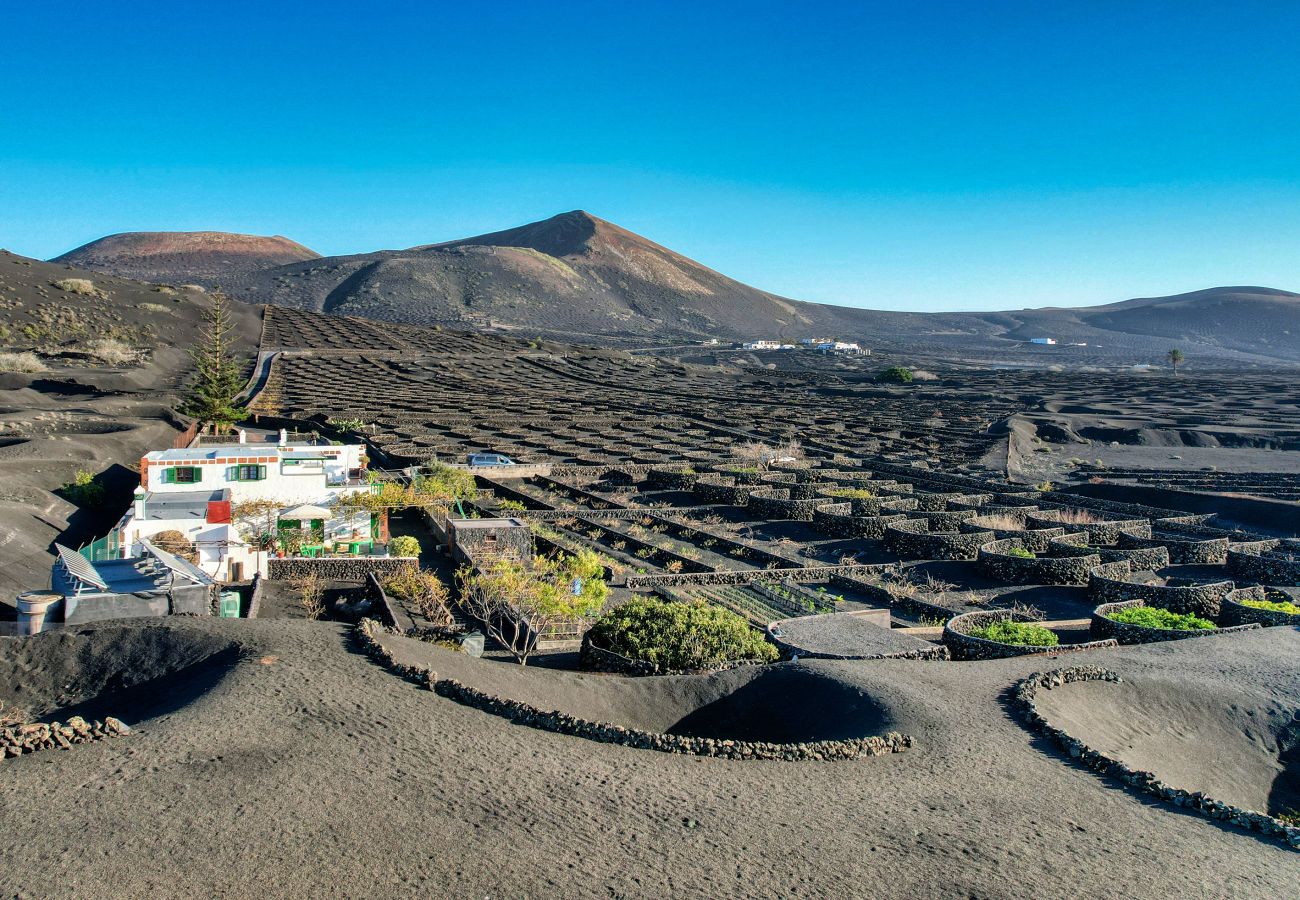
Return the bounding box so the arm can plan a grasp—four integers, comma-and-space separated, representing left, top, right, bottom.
823, 487, 876, 499
1107, 605, 1215, 631
967, 619, 1059, 646
1237, 596, 1300, 615
587, 596, 778, 671
1004, 546, 1036, 559
877, 365, 914, 384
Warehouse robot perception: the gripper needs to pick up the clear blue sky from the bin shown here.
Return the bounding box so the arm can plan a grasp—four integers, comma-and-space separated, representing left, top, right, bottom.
2, 1, 1298, 311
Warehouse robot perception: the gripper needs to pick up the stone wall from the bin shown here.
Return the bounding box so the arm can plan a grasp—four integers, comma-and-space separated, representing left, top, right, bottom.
646, 468, 701, 491
746, 487, 822, 522
433, 677, 913, 762
1220, 586, 1300, 628
884, 519, 993, 561
1048, 534, 1170, 570
959, 520, 1065, 553
1117, 530, 1229, 565
625, 562, 892, 589
1024, 514, 1152, 545
943, 610, 1117, 660
267, 556, 418, 582
1227, 548, 1300, 586
1087, 562, 1234, 617
976, 540, 1099, 586
1089, 599, 1259, 644
1014, 666, 1300, 851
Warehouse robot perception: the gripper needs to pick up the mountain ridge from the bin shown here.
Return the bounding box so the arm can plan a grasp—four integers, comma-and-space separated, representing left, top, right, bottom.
46, 213, 1300, 363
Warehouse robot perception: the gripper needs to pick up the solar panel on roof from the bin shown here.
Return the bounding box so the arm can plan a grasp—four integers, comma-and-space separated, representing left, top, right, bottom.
54, 543, 109, 591
141, 540, 214, 586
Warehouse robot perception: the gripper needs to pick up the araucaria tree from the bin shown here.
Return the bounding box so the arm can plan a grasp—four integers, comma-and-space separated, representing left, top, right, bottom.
457, 550, 608, 665
1167, 348, 1184, 375
180, 292, 246, 432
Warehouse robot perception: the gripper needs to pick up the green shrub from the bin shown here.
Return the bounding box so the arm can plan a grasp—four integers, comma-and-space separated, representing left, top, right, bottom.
1238, 596, 1300, 615
1004, 546, 1036, 559
877, 366, 913, 384
389, 535, 422, 558
587, 596, 778, 671
62, 469, 104, 506
967, 619, 1059, 646
1107, 605, 1215, 631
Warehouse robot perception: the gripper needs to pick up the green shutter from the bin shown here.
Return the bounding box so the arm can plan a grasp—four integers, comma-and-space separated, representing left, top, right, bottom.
226, 466, 236, 481
258, 465, 267, 480
162, 467, 174, 484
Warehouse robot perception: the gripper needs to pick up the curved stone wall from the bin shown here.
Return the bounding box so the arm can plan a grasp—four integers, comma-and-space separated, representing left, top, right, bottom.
747, 487, 821, 522
646, 467, 701, 491
976, 539, 1100, 585
944, 609, 1116, 660
1014, 667, 1300, 851
960, 518, 1065, 553
692, 477, 752, 506
884, 519, 993, 561
1087, 561, 1234, 617
1220, 586, 1300, 628
1024, 513, 1152, 545
1227, 548, 1300, 586
1117, 531, 1230, 565
811, 504, 910, 540
1049, 534, 1170, 569
1089, 599, 1259, 644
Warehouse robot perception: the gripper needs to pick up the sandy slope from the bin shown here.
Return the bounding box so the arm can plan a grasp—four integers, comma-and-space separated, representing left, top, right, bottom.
0, 618, 1295, 898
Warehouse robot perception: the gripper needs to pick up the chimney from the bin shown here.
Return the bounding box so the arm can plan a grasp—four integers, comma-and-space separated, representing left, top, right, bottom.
279, 428, 288, 445
238, 428, 247, 444
133, 486, 147, 519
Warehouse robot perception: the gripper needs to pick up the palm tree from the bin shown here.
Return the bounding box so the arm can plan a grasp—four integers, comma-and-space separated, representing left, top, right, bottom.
1166, 348, 1184, 375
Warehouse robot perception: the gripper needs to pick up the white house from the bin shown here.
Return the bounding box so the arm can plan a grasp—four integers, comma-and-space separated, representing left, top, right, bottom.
742, 340, 782, 350
1029, 337, 1057, 345
114, 429, 374, 581
814, 341, 863, 354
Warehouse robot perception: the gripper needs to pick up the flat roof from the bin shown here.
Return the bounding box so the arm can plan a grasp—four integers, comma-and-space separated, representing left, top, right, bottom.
145, 443, 359, 462
142, 490, 225, 521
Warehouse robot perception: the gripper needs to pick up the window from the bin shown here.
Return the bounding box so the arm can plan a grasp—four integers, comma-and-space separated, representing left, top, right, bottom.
229, 464, 266, 482
163, 466, 200, 484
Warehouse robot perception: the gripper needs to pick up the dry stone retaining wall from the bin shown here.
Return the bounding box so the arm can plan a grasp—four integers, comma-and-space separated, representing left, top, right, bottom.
976, 540, 1099, 585
943, 610, 1116, 660
268, 556, 418, 582
1089, 599, 1260, 644
1087, 562, 1234, 617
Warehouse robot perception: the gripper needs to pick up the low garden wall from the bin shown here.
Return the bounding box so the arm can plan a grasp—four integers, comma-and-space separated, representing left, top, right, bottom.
356, 618, 913, 761
692, 478, 752, 506
645, 468, 701, 491
1086, 561, 1234, 617
976, 540, 1099, 586
1220, 586, 1300, 628
1226, 547, 1300, 586
1024, 514, 1152, 545
267, 556, 418, 582
943, 610, 1116, 660
1089, 599, 1260, 645
960, 520, 1065, 553
1014, 667, 1300, 851
1116, 531, 1229, 565
884, 519, 993, 561
746, 487, 822, 522
1049, 534, 1170, 570
625, 562, 892, 589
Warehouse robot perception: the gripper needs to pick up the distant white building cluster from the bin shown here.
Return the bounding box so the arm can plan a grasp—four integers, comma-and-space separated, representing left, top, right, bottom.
739, 337, 866, 355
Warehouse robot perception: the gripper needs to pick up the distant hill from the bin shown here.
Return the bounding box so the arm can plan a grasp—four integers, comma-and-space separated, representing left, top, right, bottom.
54, 232, 319, 282
48, 213, 1300, 364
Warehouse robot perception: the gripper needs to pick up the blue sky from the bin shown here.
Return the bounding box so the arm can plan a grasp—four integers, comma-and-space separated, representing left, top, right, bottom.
2, 1, 1298, 311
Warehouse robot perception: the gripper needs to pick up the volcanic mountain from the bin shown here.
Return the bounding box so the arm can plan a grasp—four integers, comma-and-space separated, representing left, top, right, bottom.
54, 231, 319, 282
49, 212, 1300, 363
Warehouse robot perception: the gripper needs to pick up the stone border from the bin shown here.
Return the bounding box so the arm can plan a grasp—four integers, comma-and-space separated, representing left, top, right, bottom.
433, 677, 913, 761
267, 556, 418, 582
1117, 531, 1230, 565
976, 539, 1099, 585
960, 519, 1065, 553
1013, 667, 1300, 851
1227, 547, 1300, 587
1089, 599, 1260, 644
357, 619, 913, 762
1049, 533, 1170, 569
3, 715, 131, 760
1220, 586, 1300, 628
943, 610, 1116, 660
884, 518, 992, 561
625, 562, 892, 589
1087, 561, 1235, 618
1024, 513, 1152, 546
